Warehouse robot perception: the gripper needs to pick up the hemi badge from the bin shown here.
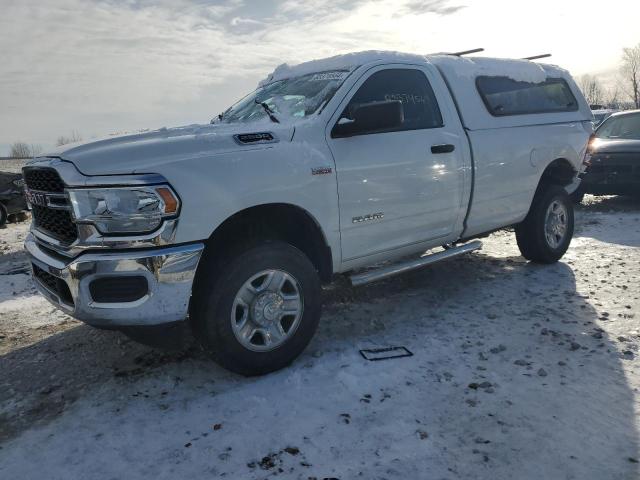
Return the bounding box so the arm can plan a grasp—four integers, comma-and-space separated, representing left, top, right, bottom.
311, 166, 332, 175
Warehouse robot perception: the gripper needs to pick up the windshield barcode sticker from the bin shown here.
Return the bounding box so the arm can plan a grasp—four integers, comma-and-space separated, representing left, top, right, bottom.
310, 71, 348, 81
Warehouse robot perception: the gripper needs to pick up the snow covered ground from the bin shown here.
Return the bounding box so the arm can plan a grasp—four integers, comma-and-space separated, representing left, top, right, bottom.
1, 196, 639, 480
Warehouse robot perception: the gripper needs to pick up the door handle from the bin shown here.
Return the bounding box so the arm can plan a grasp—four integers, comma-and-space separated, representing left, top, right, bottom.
431, 144, 455, 154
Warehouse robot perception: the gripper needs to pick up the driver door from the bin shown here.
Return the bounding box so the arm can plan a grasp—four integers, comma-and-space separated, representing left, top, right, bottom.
326, 65, 465, 262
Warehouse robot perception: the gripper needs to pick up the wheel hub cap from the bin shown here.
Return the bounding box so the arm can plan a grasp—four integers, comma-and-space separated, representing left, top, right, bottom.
230, 269, 304, 352
252, 292, 284, 326
544, 200, 568, 249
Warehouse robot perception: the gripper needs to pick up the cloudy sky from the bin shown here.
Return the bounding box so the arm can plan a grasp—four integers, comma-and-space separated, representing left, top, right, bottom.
1, 0, 639, 155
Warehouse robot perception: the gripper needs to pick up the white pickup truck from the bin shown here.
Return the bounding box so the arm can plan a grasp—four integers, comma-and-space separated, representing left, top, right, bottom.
24, 51, 593, 375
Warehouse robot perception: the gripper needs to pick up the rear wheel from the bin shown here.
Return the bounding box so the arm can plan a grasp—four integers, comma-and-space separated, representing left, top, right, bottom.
516, 185, 574, 264
191, 241, 321, 376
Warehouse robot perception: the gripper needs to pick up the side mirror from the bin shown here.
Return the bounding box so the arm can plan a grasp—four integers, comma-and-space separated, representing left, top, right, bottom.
332, 100, 404, 138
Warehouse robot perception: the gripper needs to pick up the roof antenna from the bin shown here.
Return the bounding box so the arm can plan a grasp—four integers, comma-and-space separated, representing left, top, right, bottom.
451, 48, 484, 56
523, 54, 552, 61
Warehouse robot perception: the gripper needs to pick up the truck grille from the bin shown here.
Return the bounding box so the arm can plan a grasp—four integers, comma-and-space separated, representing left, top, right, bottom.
23, 167, 78, 245
31, 205, 78, 244
23, 168, 66, 193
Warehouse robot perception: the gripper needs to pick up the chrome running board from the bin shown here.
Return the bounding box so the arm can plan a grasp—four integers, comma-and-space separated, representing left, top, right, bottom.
349, 241, 482, 287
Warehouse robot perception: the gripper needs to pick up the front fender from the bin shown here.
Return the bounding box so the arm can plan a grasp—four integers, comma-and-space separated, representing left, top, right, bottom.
152, 142, 341, 268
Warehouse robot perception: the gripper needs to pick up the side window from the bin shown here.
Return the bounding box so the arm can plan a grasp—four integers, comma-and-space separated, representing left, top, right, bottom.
476, 76, 579, 116
340, 69, 443, 134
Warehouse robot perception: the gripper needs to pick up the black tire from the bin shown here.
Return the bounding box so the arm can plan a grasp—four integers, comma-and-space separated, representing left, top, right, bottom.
190, 241, 321, 376
0, 203, 7, 227
515, 184, 574, 264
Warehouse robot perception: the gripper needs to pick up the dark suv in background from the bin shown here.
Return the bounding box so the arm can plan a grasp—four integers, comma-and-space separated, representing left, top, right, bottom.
0, 171, 28, 226
573, 110, 640, 202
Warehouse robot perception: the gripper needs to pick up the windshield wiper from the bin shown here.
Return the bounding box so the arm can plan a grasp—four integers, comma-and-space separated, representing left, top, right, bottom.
211, 112, 223, 124
255, 100, 280, 124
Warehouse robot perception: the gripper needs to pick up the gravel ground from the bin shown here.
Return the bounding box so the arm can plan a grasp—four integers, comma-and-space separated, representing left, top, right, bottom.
0, 195, 639, 479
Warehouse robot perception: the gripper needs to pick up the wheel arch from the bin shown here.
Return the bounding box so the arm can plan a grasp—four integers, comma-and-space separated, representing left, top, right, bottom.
516, 157, 578, 225
538, 157, 578, 189
199, 203, 334, 283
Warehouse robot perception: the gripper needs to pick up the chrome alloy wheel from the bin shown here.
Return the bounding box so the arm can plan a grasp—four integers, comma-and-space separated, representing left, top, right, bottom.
230, 269, 304, 352
544, 200, 568, 249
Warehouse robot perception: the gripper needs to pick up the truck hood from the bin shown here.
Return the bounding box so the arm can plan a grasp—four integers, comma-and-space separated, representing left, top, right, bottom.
41, 123, 295, 176
592, 138, 640, 154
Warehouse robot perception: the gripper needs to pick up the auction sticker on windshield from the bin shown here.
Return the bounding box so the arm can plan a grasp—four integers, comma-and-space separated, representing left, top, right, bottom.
310, 71, 348, 81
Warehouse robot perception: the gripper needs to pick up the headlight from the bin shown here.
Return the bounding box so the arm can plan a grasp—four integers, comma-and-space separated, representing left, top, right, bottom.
68, 186, 179, 234
12, 178, 25, 188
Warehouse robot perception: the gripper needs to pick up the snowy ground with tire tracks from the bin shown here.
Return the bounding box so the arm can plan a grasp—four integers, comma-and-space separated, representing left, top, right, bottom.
1, 195, 639, 480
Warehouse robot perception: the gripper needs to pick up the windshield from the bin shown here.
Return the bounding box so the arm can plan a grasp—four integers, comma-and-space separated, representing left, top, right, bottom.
218, 71, 349, 124
596, 112, 640, 140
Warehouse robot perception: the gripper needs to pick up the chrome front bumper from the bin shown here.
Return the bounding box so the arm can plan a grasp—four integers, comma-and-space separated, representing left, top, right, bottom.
25, 233, 204, 327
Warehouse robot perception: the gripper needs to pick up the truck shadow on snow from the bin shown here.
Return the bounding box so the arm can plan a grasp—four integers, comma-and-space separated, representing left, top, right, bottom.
316, 251, 640, 476
1, 239, 638, 478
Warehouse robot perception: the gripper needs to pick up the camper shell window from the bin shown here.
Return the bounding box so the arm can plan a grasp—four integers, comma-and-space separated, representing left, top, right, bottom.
476, 76, 579, 117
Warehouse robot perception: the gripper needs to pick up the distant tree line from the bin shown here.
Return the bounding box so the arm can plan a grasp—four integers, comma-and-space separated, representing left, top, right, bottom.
56, 130, 82, 147
9, 142, 42, 159
622, 43, 640, 108
8, 131, 82, 158
580, 42, 640, 110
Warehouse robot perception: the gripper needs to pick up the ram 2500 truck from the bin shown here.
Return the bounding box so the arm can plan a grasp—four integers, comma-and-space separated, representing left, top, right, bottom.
23, 51, 593, 375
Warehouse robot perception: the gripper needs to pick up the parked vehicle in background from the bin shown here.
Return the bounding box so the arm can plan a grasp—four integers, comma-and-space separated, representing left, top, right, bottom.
573, 110, 640, 202
591, 108, 617, 127
22, 51, 592, 375
0, 171, 28, 226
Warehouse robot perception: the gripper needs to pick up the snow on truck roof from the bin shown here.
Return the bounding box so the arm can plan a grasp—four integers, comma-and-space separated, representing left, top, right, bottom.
259, 50, 569, 86
259, 50, 588, 131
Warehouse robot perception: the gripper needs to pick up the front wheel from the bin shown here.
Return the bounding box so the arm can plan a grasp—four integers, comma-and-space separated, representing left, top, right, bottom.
515, 185, 574, 264
190, 241, 321, 376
